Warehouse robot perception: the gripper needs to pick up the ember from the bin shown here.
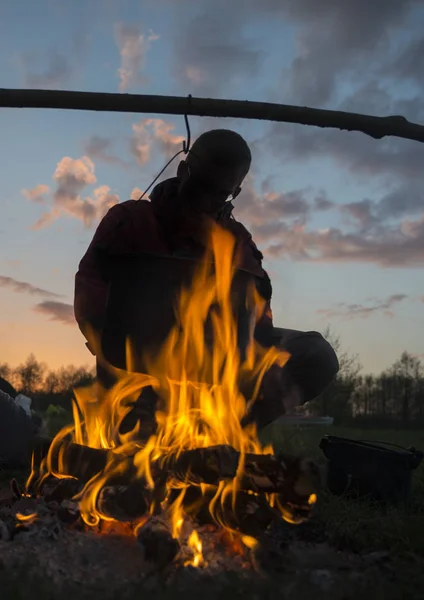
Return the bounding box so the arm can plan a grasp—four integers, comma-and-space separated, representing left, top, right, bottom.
21, 223, 319, 571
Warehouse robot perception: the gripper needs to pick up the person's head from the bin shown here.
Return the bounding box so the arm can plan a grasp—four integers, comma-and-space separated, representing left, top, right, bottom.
176, 129, 251, 218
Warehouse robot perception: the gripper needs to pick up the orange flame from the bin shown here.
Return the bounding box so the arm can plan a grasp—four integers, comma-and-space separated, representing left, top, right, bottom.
184, 530, 204, 567
29, 223, 291, 549
15, 512, 38, 524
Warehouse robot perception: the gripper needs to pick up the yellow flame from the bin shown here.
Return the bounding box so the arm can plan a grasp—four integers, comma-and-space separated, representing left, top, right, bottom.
15, 512, 38, 524
308, 493, 317, 506
184, 530, 204, 567
29, 223, 292, 542
241, 535, 258, 549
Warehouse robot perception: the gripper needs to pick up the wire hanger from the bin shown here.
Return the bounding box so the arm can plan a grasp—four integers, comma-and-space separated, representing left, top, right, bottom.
138, 95, 192, 200
183, 95, 192, 154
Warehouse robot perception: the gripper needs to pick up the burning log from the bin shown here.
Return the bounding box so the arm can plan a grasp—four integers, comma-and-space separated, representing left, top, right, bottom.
31, 438, 318, 531
32, 439, 136, 485
159, 445, 320, 500
177, 485, 281, 539
34, 440, 318, 499
97, 483, 149, 521
41, 477, 83, 503
136, 516, 180, 569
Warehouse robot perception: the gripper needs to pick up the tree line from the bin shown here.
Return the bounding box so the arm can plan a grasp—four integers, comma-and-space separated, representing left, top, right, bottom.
0, 354, 95, 412
308, 328, 424, 427
1, 329, 423, 427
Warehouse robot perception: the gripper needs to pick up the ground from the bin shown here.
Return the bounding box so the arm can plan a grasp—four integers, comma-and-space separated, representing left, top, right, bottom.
1, 424, 424, 599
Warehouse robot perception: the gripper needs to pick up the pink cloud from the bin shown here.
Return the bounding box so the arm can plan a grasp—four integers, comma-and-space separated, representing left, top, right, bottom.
0, 275, 62, 299
316, 294, 408, 321
114, 23, 159, 92
261, 211, 424, 268
84, 136, 129, 168
27, 157, 120, 229
21, 184, 49, 204
33, 301, 75, 326
130, 118, 185, 165
130, 187, 144, 200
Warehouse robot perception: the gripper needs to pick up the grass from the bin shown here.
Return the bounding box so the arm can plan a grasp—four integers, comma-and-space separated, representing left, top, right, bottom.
262, 424, 424, 554
1, 424, 424, 598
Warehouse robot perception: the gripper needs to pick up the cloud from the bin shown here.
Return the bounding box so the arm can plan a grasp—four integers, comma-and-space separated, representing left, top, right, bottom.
266, 83, 424, 185
338, 184, 424, 231
232, 178, 424, 270
340, 200, 377, 229
172, 0, 264, 95
230, 175, 424, 270
50, 156, 97, 227
272, 0, 418, 106
130, 118, 185, 165
234, 180, 333, 232
130, 187, 144, 200
0, 276, 61, 299
264, 211, 424, 268
17, 32, 88, 89
316, 294, 409, 320
27, 157, 120, 229
21, 184, 49, 204
383, 35, 424, 87
84, 136, 128, 168
19, 51, 74, 88
168, 0, 420, 102
114, 23, 159, 92
33, 301, 75, 326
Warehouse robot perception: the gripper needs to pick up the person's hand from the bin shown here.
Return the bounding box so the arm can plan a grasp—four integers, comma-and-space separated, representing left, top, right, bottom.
243, 365, 303, 431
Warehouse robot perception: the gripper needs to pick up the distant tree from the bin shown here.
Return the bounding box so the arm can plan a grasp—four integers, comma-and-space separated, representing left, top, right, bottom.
389, 351, 423, 423
15, 353, 46, 395
0, 362, 11, 379
43, 370, 62, 395
307, 326, 361, 423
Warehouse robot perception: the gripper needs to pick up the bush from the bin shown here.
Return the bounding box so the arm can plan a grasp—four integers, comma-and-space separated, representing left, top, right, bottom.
44, 404, 73, 437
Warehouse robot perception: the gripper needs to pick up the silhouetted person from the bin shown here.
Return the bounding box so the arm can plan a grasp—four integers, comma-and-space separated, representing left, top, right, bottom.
74, 129, 339, 431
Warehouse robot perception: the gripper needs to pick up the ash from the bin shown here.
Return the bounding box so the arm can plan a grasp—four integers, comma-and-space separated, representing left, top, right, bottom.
0, 480, 379, 598
0, 483, 256, 581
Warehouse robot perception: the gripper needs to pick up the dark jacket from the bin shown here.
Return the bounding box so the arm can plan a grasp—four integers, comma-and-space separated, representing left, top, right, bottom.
74, 178, 273, 336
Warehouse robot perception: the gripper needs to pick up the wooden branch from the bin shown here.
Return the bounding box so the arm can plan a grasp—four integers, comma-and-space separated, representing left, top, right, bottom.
1, 87, 423, 144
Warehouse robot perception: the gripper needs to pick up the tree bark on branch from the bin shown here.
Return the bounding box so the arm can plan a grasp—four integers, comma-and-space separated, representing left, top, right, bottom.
1, 88, 424, 144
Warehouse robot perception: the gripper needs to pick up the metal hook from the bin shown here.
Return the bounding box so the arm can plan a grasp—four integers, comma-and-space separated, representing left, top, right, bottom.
183, 94, 192, 154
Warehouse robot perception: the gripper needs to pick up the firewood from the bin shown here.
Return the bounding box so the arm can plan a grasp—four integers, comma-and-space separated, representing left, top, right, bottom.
175, 485, 280, 538
37, 440, 317, 496
97, 483, 149, 521
41, 477, 83, 503
136, 516, 180, 569
34, 439, 136, 485
31, 440, 319, 526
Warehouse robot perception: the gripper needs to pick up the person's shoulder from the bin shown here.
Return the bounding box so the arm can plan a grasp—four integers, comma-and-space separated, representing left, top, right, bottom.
226, 216, 264, 263
115, 199, 152, 213
226, 216, 253, 242
104, 199, 154, 220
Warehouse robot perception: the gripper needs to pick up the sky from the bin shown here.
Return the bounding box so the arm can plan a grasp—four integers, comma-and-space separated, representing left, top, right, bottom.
0, 0, 424, 374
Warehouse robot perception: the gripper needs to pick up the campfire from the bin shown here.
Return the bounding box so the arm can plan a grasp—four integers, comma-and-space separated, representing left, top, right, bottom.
5, 224, 319, 573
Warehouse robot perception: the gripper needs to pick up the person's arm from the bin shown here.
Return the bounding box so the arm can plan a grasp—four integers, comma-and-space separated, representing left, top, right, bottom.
255, 269, 274, 330
74, 202, 135, 340
244, 234, 274, 335
86, 202, 136, 279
